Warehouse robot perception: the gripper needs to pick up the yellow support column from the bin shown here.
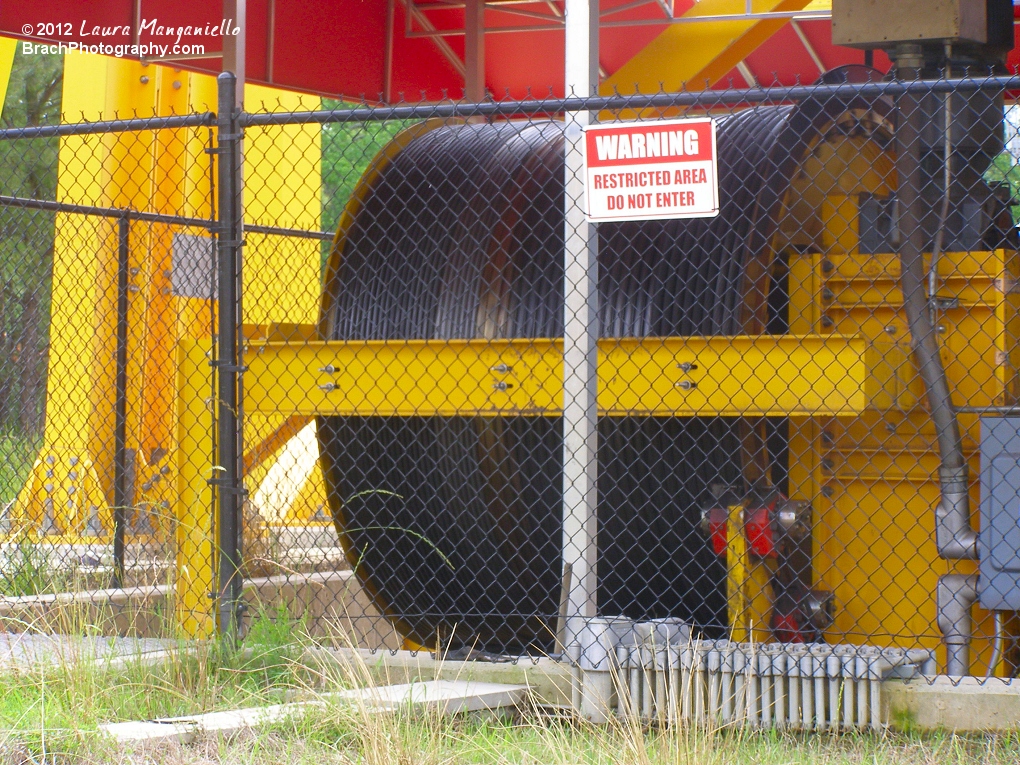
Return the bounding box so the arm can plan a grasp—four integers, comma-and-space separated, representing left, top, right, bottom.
726, 504, 751, 644
0, 36, 16, 107
175, 337, 216, 639
95, 59, 158, 504
601, 0, 812, 96
24, 59, 327, 541
20, 55, 159, 534
15, 54, 112, 536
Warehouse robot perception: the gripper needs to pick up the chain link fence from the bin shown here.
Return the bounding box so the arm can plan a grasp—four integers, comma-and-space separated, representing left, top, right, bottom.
3, 57, 1020, 724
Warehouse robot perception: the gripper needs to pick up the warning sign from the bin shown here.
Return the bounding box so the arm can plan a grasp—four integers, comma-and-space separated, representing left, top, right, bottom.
582, 117, 719, 222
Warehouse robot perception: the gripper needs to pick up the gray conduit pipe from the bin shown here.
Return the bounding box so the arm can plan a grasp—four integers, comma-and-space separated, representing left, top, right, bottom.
895, 47, 978, 561
936, 574, 978, 676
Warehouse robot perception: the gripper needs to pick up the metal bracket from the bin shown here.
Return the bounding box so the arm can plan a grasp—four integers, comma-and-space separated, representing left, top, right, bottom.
207, 479, 249, 496
209, 361, 249, 372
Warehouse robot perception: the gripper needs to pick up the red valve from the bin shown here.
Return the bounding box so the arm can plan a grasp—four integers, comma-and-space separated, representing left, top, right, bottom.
771, 610, 805, 644
771, 583, 835, 643
702, 506, 729, 556
744, 501, 778, 559
701, 488, 810, 559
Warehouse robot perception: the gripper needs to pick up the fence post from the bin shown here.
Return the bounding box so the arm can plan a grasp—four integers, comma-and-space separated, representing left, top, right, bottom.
562, 0, 600, 717
215, 71, 244, 640
111, 214, 130, 587
0, 280, 8, 429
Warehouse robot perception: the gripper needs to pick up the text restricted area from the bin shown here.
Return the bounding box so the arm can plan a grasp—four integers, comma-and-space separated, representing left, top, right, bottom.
582, 118, 719, 222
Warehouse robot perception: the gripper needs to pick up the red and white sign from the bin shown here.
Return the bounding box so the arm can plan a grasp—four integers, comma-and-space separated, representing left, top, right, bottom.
582, 117, 719, 223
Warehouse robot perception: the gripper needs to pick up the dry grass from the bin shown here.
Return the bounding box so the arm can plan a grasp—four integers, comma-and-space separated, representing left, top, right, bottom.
6, 712, 1018, 765
0, 617, 1017, 765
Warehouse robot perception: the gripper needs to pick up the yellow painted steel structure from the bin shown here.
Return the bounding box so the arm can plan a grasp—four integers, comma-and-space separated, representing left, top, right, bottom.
171, 327, 909, 635
13, 0, 834, 554
776, 122, 1020, 672
175, 337, 216, 639
14, 53, 324, 545
0, 36, 16, 108
601, 0, 814, 96
170, 111, 1020, 660
240, 334, 904, 418
726, 503, 753, 644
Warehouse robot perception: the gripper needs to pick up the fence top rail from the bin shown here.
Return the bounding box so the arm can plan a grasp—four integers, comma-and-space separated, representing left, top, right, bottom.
2, 75, 1014, 138
0, 111, 216, 141
240, 75, 1020, 127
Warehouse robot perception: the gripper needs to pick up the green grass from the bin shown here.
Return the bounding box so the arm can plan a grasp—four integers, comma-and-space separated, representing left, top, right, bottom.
0, 609, 1017, 764
0, 609, 316, 759
0, 436, 69, 596
0, 612, 1015, 765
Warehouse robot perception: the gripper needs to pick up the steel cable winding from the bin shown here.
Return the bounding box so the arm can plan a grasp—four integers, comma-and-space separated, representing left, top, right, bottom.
318, 82, 892, 652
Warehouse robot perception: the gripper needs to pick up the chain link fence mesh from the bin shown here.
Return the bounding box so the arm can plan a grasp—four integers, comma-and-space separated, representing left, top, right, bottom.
3, 55, 1020, 724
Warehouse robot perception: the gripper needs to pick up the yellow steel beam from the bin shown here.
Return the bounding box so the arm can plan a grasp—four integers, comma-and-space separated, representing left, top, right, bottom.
243, 334, 902, 417
726, 503, 752, 644
175, 337, 216, 639
0, 37, 16, 112
601, 0, 812, 96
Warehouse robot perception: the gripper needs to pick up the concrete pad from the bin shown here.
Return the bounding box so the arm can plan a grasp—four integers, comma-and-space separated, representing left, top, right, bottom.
302, 647, 575, 708
101, 701, 325, 744
0, 570, 399, 647
883, 676, 1020, 731
99, 680, 528, 744
346, 679, 528, 713
0, 633, 176, 669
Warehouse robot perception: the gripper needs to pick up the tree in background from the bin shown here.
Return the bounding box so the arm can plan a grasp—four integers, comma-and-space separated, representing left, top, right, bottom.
0, 50, 62, 488
320, 100, 407, 267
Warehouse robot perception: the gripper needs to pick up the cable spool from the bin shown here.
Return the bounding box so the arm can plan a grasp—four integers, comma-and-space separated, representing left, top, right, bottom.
318, 68, 912, 653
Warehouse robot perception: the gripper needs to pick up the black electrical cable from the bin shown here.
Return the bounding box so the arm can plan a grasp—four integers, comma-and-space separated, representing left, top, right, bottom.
318, 67, 915, 653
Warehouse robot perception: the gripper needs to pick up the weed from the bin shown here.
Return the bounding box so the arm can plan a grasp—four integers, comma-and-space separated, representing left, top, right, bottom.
0, 536, 64, 597
0, 626, 1017, 764
0, 433, 36, 507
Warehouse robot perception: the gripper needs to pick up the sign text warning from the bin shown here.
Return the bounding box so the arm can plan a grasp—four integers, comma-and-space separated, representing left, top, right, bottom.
582, 118, 719, 222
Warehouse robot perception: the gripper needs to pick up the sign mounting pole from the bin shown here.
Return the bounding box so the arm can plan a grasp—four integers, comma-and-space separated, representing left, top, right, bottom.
562, 0, 599, 667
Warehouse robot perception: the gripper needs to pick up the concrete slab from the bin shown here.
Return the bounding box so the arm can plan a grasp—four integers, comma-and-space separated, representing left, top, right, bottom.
0, 570, 399, 647
100, 680, 528, 744
0, 633, 176, 669
301, 647, 575, 708
883, 676, 1020, 732
348, 679, 528, 713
